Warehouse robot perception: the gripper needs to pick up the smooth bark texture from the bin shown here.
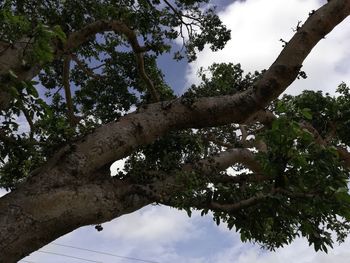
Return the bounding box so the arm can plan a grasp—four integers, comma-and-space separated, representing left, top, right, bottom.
0, 0, 350, 261
0, 176, 151, 261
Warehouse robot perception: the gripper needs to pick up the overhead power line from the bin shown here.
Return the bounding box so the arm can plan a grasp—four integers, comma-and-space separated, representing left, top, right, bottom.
38, 250, 103, 263
51, 242, 160, 263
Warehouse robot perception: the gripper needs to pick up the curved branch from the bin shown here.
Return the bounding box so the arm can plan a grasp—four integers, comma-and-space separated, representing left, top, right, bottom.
70, 54, 102, 80
135, 52, 160, 101
195, 148, 263, 175
131, 148, 265, 204
208, 193, 269, 212
244, 110, 276, 126
62, 55, 77, 126
0, 19, 160, 111
64, 20, 150, 53
300, 121, 350, 168
64, 20, 160, 101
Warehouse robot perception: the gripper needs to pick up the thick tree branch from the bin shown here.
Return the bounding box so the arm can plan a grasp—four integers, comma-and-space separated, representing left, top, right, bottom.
133, 147, 266, 205
21, 0, 349, 190
0, 175, 151, 262
244, 110, 276, 126
251, 0, 350, 106
213, 172, 269, 185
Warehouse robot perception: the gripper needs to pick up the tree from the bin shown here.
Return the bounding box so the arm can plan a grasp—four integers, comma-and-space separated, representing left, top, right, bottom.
0, 0, 350, 261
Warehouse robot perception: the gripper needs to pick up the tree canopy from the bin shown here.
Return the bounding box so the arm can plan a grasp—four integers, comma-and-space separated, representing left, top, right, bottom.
0, 0, 350, 261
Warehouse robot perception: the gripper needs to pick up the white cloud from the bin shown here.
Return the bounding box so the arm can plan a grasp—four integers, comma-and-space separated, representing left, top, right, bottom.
0, 188, 8, 197
110, 157, 127, 176
23, 203, 350, 263
184, 0, 350, 96
203, 236, 350, 263
101, 205, 201, 245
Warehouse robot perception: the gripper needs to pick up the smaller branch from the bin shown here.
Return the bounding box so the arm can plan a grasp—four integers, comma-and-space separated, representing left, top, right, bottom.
299, 121, 350, 168
244, 110, 276, 126
63, 20, 160, 101
336, 147, 350, 169
300, 121, 326, 145
163, 0, 201, 22
135, 52, 160, 102
208, 194, 268, 212
206, 188, 318, 213
21, 106, 35, 138
191, 148, 263, 175
201, 134, 233, 148
254, 140, 268, 153
163, 0, 198, 41
272, 188, 319, 199
324, 121, 337, 144
70, 54, 101, 80
0, 128, 16, 144
0, 41, 11, 56
62, 55, 77, 126
17, 92, 35, 138
90, 63, 106, 71
212, 172, 269, 185
239, 125, 247, 142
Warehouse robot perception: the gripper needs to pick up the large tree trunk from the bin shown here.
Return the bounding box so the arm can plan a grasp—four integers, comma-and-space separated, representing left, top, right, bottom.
0, 174, 150, 262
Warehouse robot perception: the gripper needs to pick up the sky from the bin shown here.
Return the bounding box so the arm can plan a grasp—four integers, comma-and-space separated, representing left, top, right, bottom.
1, 0, 350, 262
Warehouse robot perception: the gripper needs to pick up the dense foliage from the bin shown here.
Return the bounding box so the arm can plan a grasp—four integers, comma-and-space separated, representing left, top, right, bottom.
1, 0, 350, 254
0, 0, 230, 187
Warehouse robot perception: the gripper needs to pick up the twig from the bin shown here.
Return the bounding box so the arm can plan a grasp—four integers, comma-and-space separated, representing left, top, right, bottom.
21, 105, 35, 139
209, 193, 268, 212
134, 52, 160, 101
62, 20, 160, 101
62, 55, 77, 126
70, 54, 101, 80
239, 125, 247, 142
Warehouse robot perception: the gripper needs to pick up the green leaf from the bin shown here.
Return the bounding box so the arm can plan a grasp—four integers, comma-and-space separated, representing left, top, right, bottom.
185, 208, 192, 217
8, 70, 18, 79
335, 192, 350, 204
52, 25, 67, 42
301, 108, 312, 120
26, 83, 39, 97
